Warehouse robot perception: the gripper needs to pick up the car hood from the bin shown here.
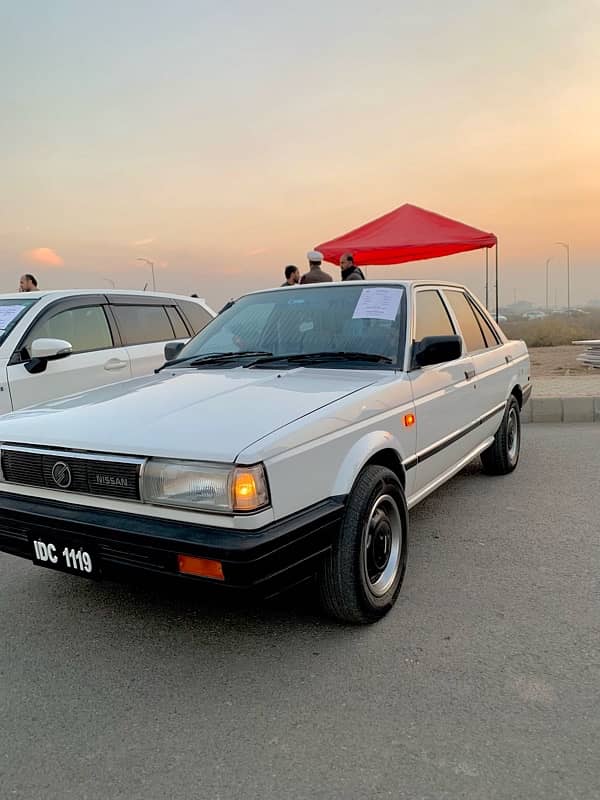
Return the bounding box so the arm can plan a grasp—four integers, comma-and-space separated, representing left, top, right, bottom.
0, 367, 381, 462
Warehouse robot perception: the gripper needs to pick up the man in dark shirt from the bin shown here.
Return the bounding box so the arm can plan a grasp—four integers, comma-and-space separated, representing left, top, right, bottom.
339, 253, 365, 281
300, 251, 333, 284
281, 265, 300, 286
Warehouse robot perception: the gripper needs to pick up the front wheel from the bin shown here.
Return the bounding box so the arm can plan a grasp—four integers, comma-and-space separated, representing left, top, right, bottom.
481, 395, 521, 475
318, 465, 408, 624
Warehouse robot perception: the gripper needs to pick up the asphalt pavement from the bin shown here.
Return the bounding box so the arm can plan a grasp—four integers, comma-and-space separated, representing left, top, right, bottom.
1, 424, 599, 800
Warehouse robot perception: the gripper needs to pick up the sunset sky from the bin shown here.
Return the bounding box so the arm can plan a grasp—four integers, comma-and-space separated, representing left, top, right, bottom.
1, 0, 599, 308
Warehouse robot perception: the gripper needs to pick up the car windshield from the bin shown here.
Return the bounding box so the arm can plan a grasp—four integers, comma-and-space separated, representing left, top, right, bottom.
173, 284, 406, 367
0, 297, 40, 346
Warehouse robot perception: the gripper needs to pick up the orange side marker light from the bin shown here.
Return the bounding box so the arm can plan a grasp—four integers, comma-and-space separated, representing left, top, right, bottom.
177, 554, 225, 581
403, 413, 416, 427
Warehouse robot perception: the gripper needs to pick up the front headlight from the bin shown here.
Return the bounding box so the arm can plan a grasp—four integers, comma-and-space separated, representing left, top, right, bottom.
141, 460, 269, 513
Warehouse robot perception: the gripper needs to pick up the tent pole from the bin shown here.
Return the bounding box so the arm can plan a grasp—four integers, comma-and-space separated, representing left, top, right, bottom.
495, 243, 499, 322
485, 249, 489, 309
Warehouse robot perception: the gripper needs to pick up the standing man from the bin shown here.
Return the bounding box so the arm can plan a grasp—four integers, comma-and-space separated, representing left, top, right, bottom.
281, 265, 300, 286
300, 251, 333, 284
339, 253, 365, 281
19, 274, 39, 292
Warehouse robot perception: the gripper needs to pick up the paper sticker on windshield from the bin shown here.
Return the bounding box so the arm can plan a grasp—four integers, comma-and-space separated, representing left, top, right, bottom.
352, 288, 402, 321
0, 305, 26, 329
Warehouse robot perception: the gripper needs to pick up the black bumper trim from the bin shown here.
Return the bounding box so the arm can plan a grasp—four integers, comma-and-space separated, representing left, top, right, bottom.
0, 492, 344, 592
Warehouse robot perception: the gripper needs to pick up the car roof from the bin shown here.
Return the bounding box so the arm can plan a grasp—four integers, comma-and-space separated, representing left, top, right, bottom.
0, 289, 210, 304
246, 279, 469, 297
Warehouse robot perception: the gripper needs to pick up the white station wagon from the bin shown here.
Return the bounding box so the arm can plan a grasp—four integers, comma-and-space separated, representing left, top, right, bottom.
0, 289, 214, 413
0, 281, 530, 623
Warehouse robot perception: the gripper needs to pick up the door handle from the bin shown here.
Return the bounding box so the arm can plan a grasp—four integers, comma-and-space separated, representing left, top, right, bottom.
464, 368, 476, 380
104, 358, 128, 371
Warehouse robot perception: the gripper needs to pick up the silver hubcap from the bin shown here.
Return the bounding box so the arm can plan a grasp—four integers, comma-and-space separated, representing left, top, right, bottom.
507, 407, 519, 463
362, 494, 403, 598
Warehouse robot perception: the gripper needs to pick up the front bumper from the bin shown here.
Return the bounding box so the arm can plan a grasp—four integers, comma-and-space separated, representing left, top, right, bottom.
0, 493, 344, 595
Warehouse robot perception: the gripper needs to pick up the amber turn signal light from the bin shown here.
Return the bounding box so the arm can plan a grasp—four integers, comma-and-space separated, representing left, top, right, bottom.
177, 554, 224, 581
232, 464, 269, 512
403, 413, 416, 427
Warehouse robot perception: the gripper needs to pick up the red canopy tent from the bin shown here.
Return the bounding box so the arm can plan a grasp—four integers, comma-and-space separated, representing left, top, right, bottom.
315, 203, 499, 315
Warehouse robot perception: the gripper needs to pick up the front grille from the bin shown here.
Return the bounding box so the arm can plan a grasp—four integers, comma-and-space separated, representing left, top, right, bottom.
1, 446, 141, 501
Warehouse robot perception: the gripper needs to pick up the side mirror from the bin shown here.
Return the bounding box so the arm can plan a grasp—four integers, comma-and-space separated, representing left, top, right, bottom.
164, 341, 185, 362
25, 338, 73, 374
411, 335, 462, 369
30, 338, 73, 360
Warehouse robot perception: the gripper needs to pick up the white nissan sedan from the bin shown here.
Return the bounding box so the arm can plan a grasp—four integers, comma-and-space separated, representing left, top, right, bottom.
0, 281, 530, 623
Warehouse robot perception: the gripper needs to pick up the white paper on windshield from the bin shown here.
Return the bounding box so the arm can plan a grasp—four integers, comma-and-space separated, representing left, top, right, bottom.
0, 305, 26, 329
352, 288, 402, 321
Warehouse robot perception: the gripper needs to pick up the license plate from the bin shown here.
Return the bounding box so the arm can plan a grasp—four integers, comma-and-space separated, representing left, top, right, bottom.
29, 535, 100, 579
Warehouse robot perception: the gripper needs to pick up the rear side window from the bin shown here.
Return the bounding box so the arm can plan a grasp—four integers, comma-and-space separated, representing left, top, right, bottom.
27, 305, 113, 354
414, 290, 455, 341
165, 307, 189, 339
444, 291, 487, 352
469, 300, 500, 346
179, 301, 213, 334
112, 305, 175, 346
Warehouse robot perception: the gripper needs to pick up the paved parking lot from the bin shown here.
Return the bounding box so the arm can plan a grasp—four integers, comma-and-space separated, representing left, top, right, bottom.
1, 424, 599, 800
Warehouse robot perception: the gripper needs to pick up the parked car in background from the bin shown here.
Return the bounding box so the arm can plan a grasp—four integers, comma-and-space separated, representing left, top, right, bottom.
0, 290, 214, 413
566, 308, 590, 316
0, 281, 529, 623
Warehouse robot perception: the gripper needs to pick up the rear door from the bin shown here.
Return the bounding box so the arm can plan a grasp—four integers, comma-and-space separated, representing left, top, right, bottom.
408, 288, 479, 499
7, 299, 132, 410
442, 289, 508, 438
109, 301, 182, 378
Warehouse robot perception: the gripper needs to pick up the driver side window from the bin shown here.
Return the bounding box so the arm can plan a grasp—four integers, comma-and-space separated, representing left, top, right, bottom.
24, 305, 113, 358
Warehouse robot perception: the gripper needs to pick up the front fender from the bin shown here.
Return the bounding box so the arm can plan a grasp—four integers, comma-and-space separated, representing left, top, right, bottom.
331, 429, 412, 497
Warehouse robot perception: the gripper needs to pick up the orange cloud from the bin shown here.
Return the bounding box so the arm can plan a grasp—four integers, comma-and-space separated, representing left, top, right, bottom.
23, 247, 64, 267
131, 238, 155, 247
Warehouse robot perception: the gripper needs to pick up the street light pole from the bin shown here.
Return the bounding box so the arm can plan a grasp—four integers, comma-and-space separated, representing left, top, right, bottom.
136, 258, 156, 291
555, 242, 570, 312
545, 258, 551, 311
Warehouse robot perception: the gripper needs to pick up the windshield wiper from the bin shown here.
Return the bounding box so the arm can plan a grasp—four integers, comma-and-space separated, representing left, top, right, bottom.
158, 351, 273, 372
187, 351, 273, 368
156, 351, 229, 372
246, 351, 393, 368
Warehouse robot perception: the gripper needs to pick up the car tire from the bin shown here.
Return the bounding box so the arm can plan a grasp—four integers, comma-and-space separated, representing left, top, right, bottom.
481, 395, 521, 475
318, 465, 408, 624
